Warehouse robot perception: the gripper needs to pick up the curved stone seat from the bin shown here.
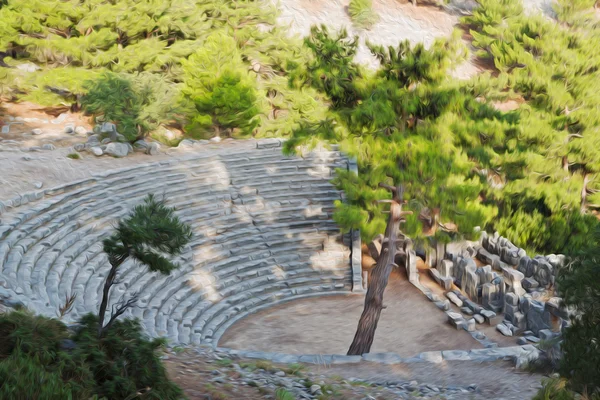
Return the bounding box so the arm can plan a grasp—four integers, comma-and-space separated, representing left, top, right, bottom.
0, 141, 358, 346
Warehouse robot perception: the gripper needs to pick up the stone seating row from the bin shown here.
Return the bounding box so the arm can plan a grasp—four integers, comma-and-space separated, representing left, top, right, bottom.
0, 145, 354, 345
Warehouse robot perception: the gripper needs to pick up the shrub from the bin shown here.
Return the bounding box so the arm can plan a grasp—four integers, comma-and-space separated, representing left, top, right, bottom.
82, 72, 180, 142
348, 0, 379, 29
67, 152, 81, 159
0, 310, 184, 400
0, 310, 94, 399
181, 32, 260, 138
72, 314, 183, 400
556, 227, 600, 396
82, 72, 143, 141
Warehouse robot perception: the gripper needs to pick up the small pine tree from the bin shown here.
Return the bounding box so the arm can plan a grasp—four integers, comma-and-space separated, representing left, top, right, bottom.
97, 194, 192, 337
181, 32, 260, 138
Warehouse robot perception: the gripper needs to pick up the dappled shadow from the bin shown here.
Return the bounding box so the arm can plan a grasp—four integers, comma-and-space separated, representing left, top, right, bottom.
0, 143, 353, 347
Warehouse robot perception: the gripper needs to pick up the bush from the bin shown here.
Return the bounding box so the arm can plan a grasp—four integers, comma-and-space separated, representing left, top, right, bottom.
556, 229, 600, 396
72, 314, 183, 400
181, 32, 260, 138
0, 310, 94, 399
82, 72, 180, 142
348, 0, 379, 29
0, 310, 183, 400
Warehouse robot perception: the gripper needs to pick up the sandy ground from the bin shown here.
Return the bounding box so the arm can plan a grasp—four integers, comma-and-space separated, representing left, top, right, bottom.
219, 267, 516, 356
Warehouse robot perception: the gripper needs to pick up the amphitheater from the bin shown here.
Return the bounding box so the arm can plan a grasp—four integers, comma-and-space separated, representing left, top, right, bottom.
0, 139, 365, 346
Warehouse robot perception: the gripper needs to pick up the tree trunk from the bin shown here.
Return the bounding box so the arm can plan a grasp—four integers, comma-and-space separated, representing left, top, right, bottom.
97, 261, 120, 337
581, 173, 590, 213
347, 184, 411, 355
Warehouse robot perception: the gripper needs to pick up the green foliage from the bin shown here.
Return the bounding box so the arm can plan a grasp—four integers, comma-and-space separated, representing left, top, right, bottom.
82, 72, 142, 141
288, 25, 365, 109
275, 388, 296, 400
554, 0, 598, 27
0, 0, 321, 141
102, 193, 192, 274
73, 314, 183, 400
67, 152, 81, 159
348, 0, 379, 30
0, 310, 183, 400
181, 31, 261, 138
82, 72, 180, 141
556, 228, 600, 396
287, 26, 504, 243
463, 0, 600, 253
0, 310, 94, 399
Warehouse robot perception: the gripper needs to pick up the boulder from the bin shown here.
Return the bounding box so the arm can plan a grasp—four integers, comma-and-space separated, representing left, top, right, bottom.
75, 126, 88, 135
64, 123, 75, 134
481, 309, 501, 325
105, 142, 131, 158
147, 142, 160, 155
473, 314, 485, 324
178, 139, 196, 148
41, 144, 56, 151
133, 140, 149, 152
210, 136, 222, 143
90, 147, 103, 156
461, 306, 473, 315
73, 143, 86, 152
32, 128, 43, 135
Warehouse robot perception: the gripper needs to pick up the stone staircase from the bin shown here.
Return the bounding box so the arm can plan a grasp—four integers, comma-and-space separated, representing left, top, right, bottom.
0, 140, 360, 346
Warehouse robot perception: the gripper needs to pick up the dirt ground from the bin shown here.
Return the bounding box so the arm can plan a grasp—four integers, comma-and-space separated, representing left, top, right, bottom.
220, 268, 495, 356
164, 348, 545, 400
320, 360, 544, 400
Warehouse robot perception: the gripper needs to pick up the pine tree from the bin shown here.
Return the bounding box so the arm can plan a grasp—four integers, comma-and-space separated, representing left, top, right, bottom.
97, 194, 192, 337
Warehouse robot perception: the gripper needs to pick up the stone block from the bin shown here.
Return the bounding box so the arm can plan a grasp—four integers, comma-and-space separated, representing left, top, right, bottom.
522, 277, 539, 290
534, 259, 553, 288
434, 300, 450, 311
473, 314, 485, 324
482, 283, 502, 311
512, 311, 527, 333
518, 256, 533, 278
464, 318, 476, 332
440, 276, 453, 291
463, 268, 479, 301
446, 311, 466, 330
476, 265, 492, 284
461, 306, 473, 315
526, 300, 551, 334
481, 309, 502, 326
497, 323, 513, 337
463, 298, 483, 315
538, 329, 556, 340
504, 303, 518, 322
505, 292, 519, 306
445, 291, 463, 307
439, 259, 453, 278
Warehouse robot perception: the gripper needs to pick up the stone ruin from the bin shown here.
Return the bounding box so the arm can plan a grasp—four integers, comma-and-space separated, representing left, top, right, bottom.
429, 232, 570, 342
362, 232, 419, 288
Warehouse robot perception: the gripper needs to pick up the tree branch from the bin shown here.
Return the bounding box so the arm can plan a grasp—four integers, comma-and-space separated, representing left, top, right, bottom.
101, 292, 139, 335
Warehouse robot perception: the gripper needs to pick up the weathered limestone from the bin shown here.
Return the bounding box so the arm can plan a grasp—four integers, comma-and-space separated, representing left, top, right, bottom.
0, 142, 356, 346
